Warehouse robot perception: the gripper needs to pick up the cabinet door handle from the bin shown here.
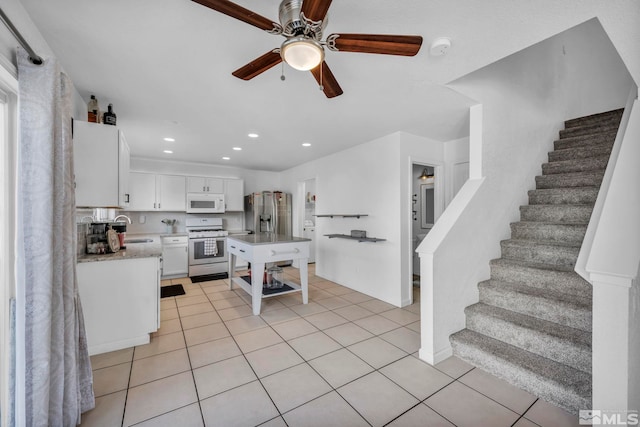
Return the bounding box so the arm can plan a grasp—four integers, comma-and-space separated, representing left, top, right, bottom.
230, 245, 236, 249
125, 194, 130, 203
239, 249, 245, 253
154, 202, 156, 209
203, 186, 206, 192
158, 203, 161, 209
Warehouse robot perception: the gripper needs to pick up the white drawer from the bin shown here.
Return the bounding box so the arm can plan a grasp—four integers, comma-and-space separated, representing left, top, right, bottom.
252, 241, 309, 263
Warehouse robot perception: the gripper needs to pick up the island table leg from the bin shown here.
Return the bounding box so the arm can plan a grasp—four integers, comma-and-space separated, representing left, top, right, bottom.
251, 261, 265, 315
299, 258, 309, 304
228, 253, 236, 290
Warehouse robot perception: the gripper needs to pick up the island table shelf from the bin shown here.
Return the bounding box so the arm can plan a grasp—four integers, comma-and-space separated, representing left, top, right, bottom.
227, 233, 311, 315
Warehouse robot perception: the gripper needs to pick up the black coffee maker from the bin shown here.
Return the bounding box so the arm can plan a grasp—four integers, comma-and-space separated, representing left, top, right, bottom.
86, 221, 127, 254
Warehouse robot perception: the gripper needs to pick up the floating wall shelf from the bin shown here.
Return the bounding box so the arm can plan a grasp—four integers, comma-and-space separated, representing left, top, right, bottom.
314, 214, 369, 219
324, 234, 386, 243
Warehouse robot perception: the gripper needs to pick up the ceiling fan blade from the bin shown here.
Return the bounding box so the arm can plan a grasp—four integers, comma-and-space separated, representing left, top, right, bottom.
327, 33, 423, 56
192, 0, 280, 33
301, 0, 333, 22
232, 50, 282, 80
310, 61, 343, 98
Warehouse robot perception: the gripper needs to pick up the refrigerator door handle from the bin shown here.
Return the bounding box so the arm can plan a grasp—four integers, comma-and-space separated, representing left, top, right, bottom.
273, 194, 278, 234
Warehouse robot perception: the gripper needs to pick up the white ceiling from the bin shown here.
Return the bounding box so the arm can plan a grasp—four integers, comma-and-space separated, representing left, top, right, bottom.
19, 0, 622, 172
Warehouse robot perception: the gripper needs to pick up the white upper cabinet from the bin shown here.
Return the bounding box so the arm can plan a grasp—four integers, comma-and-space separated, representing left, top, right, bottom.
74, 121, 130, 208
224, 179, 244, 211
128, 172, 156, 211
158, 175, 186, 211
187, 176, 224, 193
129, 172, 186, 211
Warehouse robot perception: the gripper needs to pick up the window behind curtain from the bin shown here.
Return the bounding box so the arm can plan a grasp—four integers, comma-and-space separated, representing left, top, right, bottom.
0, 65, 18, 427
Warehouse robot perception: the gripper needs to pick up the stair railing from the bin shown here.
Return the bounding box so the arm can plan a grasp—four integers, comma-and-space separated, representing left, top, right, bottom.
578, 84, 640, 414
575, 85, 638, 282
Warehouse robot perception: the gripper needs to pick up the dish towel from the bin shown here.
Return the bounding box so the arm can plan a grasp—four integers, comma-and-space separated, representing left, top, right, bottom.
203, 238, 218, 256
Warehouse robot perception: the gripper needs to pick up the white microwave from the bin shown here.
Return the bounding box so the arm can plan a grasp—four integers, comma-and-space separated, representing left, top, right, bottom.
186, 193, 225, 213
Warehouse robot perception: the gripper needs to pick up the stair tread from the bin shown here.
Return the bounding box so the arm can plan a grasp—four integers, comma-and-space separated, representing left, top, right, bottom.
537, 169, 604, 178
490, 257, 577, 273
512, 220, 589, 226
466, 303, 591, 348
502, 237, 582, 249
542, 156, 610, 174
559, 125, 621, 139
480, 279, 591, 308
553, 131, 617, 149
564, 108, 624, 128
528, 187, 600, 205
451, 329, 591, 398
548, 143, 613, 161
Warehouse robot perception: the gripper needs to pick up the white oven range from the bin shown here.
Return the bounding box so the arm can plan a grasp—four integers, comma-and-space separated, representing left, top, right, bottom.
186, 217, 228, 278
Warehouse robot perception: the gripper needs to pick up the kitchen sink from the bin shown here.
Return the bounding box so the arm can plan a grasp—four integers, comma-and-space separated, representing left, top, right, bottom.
125, 238, 154, 244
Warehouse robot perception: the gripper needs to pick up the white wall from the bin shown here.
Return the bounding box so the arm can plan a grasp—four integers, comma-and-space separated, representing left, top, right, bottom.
279, 133, 405, 305
418, 18, 635, 363
630, 263, 640, 411
279, 131, 466, 307
0, 0, 87, 120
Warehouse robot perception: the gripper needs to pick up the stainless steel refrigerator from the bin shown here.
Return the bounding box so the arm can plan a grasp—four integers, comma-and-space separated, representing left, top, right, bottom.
245, 191, 292, 236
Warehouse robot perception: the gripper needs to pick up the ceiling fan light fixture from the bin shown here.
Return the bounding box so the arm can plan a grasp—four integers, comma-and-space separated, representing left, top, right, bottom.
281, 37, 324, 71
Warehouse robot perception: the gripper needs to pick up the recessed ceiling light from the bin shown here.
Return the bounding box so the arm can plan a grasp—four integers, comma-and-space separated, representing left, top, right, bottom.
302, 142, 312, 147
163, 150, 173, 154
233, 147, 242, 151
222, 156, 230, 160
248, 133, 259, 138
163, 137, 175, 142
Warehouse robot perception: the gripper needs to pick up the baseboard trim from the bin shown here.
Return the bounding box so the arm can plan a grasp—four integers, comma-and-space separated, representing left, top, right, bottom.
418, 345, 453, 365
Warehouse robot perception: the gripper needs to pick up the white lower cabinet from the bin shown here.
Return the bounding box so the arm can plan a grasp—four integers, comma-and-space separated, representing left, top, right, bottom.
77, 257, 160, 355
161, 235, 188, 278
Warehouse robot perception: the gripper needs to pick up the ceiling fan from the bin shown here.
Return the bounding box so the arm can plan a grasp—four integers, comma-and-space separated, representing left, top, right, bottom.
192, 0, 423, 98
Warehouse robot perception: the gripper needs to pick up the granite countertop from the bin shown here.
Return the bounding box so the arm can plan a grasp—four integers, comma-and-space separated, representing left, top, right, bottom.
227, 233, 311, 246
78, 234, 162, 263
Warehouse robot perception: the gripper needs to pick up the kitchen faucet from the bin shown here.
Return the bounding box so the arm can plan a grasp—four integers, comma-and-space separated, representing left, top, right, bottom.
114, 215, 132, 224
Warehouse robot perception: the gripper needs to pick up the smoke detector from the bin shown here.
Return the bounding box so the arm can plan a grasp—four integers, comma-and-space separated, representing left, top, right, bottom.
430, 37, 451, 56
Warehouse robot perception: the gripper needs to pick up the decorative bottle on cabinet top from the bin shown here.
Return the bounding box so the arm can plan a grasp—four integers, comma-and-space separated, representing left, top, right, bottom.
87, 95, 99, 123
103, 103, 117, 126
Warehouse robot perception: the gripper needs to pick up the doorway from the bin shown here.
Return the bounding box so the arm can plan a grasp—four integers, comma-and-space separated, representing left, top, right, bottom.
411, 163, 436, 287
296, 178, 316, 265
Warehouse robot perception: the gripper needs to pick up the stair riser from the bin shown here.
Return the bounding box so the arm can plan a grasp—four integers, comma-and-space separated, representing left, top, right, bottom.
490, 260, 591, 297
501, 241, 580, 268
465, 309, 591, 373
479, 284, 591, 331
510, 223, 587, 245
564, 109, 623, 128
535, 171, 605, 189
542, 155, 609, 175
519, 205, 593, 223
528, 188, 599, 205
559, 124, 620, 139
554, 132, 616, 150
548, 144, 612, 162
450, 336, 590, 414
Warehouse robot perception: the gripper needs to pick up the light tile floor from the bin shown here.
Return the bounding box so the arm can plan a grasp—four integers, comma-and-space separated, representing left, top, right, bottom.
81, 265, 581, 427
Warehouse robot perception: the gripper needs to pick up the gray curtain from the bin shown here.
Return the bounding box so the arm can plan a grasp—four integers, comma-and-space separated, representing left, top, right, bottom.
15, 48, 94, 426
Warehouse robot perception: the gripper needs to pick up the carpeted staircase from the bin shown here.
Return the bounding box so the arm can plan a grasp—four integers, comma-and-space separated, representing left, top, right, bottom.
450, 108, 624, 414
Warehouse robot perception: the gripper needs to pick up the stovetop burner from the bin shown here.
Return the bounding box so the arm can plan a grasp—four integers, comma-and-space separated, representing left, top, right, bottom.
185, 217, 227, 238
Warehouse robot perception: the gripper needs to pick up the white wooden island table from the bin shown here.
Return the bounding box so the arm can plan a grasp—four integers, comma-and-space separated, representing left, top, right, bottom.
227, 233, 311, 315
